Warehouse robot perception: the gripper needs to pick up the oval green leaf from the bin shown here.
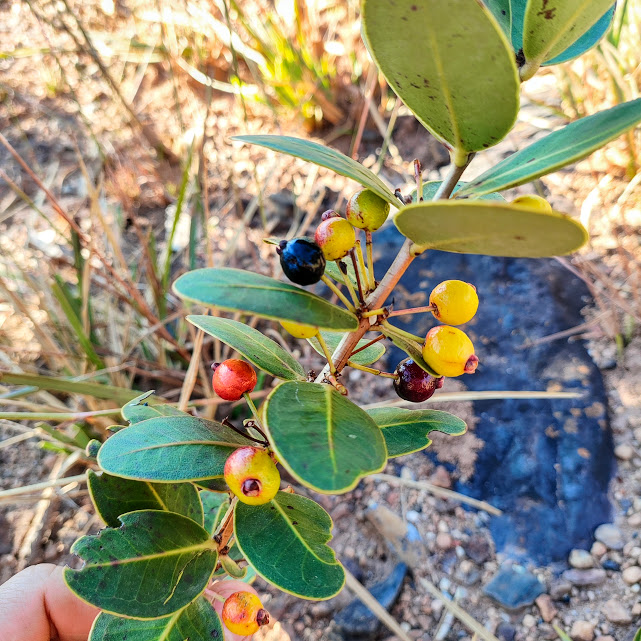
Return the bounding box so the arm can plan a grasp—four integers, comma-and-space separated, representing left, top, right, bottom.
174, 268, 358, 332
367, 407, 467, 458
187, 315, 305, 381
234, 492, 345, 599
362, 0, 519, 153
122, 391, 187, 424
65, 511, 217, 618
233, 135, 397, 206
264, 381, 387, 493
88, 470, 204, 527
379, 324, 439, 377
457, 99, 641, 198
308, 331, 386, 366
523, 0, 615, 65
89, 597, 224, 641
200, 491, 229, 536
98, 416, 253, 482
394, 201, 587, 257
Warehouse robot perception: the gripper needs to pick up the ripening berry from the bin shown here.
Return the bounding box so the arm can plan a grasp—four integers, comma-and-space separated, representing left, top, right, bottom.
212, 360, 257, 402
280, 320, 318, 339
422, 326, 478, 378
511, 194, 552, 213
315, 217, 356, 261
224, 446, 280, 505
277, 237, 326, 286
346, 189, 391, 232
394, 358, 444, 402
429, 280, 479, 326
221, 591, 270, 636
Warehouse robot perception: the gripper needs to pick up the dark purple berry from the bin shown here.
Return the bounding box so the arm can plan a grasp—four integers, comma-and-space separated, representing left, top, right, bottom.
277, 237, 326, 286
394, 358, 444, 402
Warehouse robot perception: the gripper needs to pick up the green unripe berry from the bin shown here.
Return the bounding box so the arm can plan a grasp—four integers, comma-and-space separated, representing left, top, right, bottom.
315, 217, 356, 261
346, 189, 390, 232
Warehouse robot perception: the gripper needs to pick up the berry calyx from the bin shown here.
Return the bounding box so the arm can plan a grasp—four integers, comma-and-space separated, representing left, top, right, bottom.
346, 188, 391, 232
511, 194, 552, 213
429, 280, 479, 326
321, 209, 340, 221
280, 320, 318, 339
221, 591, 270, 636
394, 358, 444, 402
315, 217, 356, 261
212, 360, 257, 402
277, 237, 326, 286
422, 326, 478, 378
224, 446, 280, 505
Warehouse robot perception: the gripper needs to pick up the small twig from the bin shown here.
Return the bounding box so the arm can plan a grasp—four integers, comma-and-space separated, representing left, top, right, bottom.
320, 275, 356, 311
349, 250, 365, 303
243, 393, 262, 426
365, 231, 376, 290
222, 418, 267, 446
316, 333, 337, 374
337, 261, 360, 306
388, 305, 436, 318
213, 497, 237, 551
346, 361, 398, 379
243, 420, 269, 444
414, 159, 423, 201
323, 373, 348, 395
354, 240, 369, 294
349, 334, 385, 358
361, 307, 388, 319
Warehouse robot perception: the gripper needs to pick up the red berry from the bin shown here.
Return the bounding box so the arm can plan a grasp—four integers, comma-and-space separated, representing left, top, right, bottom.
393, 358, 444, 402
212, 359, 257, 401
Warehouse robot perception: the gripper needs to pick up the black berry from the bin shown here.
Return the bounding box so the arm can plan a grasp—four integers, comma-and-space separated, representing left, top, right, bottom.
277, 237, 326, 286
394, 358, 444, 402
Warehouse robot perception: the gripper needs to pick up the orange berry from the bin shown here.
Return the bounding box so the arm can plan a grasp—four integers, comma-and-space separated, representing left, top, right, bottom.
422, 326, 478, 378
212, 360, 257, 402
221, 591, 269, 636
224, 446, 280, 505
429, 280, 479, 325
315, 217, 356, 261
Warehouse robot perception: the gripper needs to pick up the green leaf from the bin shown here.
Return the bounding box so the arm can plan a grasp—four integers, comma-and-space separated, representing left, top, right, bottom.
194, 478, 229, 493
187, 315, 305, 381
324, 260, 358, 291
89, 597, 224, 641
87, 470, 204, 527
394, 201, 587, 257
362, 0, 519, 153
264, 381, 387, 493
65, 511, 217, 618
98, 416, 253, 482
379, 324, 439, 377
232, 135, 397, 206
523, 0, 615, 64
174, 268, 358, 331
457, 99, 641, 197
122, 392, 187, 424
633, 627, 641, 641
308, 332, 385, 366
367, 408, 467, 458
200, 491, 229, 536
234, 492, 344, 599
410, 181, 506, 203
485, 0, 512, 36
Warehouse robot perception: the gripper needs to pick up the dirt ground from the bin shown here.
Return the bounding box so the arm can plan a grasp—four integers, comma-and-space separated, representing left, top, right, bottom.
1, 1, 641, 640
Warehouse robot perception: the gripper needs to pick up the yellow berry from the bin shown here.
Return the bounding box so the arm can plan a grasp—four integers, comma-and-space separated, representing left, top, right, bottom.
422, 326, 479, 378
511, 194, 552, 213
429, 280, 479, 325
221, 591, 269, 636
224, 447, 280, 506
346, 189, 390, 232
315, 217, 356, 261
280, 320, 318, 339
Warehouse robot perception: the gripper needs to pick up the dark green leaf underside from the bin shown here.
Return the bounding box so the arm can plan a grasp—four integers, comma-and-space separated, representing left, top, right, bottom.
264, 381, 387, 493
98, 416, 253, 482
88, 471, 204, 527
174, 268, 358, 331
367, 407, 467, 457
65, 511, 217, 618
233, 135, 397, 206
458, 99, 641, 197
234, 492, 344, 599
89, 597, 224, 641
187, 315, 305, 381
394, 201, 588, 257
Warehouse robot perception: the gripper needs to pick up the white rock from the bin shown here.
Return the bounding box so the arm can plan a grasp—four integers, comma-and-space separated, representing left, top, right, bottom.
603, 599, 632, 624
615, 444, 635, 460
590, 541, 607, 557
594, 523, 624, 550
569, 549, 593, 569
628, 513, 641, 527
522, 614, 536, 628
571, 620, 594, 641
622, 566, 641, 585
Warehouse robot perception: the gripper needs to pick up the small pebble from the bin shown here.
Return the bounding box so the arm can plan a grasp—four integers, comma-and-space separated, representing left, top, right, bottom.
595, 637, 615, 641
549, 580, 572, 599
614, 444, 634, 460
602, 599, 632, 624
436, 532, 453, 550
570, 620, 594, 641
522, 614, 536, 628
569, 549, 593, 569
622, 566, 641, 585
535, 594, 558, 622
601, 559, 620, 572
590, 541, 607, 557
594, 524, 624, 550
406, 510, 421, 524
496, 622, 516, 641
430, 465, 451, 488
628, 513, 641, 527
563, 568, 607, 586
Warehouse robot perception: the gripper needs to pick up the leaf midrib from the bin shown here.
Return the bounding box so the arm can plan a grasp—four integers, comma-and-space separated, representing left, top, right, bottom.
83, 541, 213, 569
